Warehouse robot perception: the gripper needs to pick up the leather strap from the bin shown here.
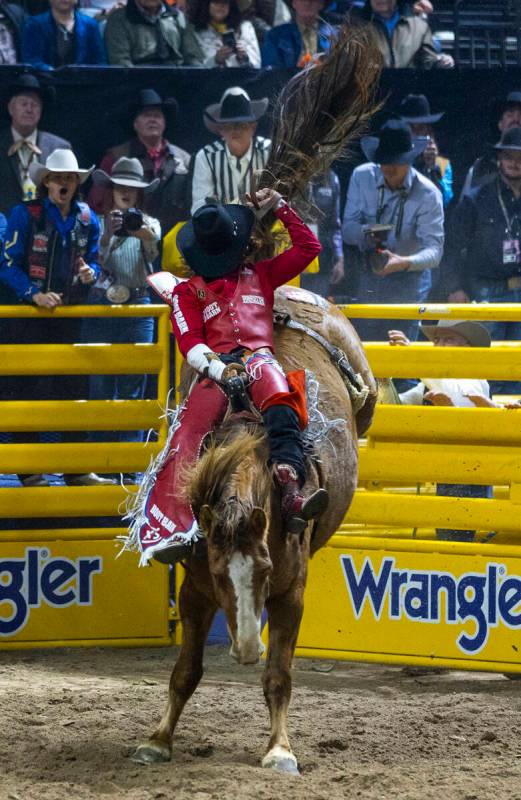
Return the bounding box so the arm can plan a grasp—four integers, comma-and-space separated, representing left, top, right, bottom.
273, 310, 364, 391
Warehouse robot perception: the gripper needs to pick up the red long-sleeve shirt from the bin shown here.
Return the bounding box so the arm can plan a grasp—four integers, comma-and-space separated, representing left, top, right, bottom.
171, 204, 321, 356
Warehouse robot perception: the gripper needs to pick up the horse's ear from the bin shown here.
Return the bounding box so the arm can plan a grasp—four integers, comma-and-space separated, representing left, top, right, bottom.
251, 507, 267, 539
199, 504, 213, 534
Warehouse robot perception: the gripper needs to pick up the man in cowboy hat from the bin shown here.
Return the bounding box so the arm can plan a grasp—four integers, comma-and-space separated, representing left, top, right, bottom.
342, 118, 444, 342
133, 188, 328, 564
0, 148, 114, 488
388, 319, 493, 542
191, 86, 270, 213
398, 93, 453, 207
461, 90, 521, 200
0, 74, 71, 217
89, 88, 190, 236
441, 127, 521, 393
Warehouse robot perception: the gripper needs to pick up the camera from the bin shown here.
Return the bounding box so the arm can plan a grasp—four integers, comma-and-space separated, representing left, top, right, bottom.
114, 207, 144, 237
222, 29, 237, 49
362, 223, 394, 273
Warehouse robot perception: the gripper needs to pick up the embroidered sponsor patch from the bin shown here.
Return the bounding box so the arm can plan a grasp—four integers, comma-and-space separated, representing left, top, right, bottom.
203, 301, 221, 322
29, 265, 46, 280
197, 288, 206, 299
32, 235, 48, 253
242, 294, 265, 306
172, 294, 188, 334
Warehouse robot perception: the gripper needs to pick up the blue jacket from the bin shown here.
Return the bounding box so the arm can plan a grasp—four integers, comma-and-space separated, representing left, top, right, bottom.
21, 10, 107, 69
261, 21, 335, 68
0, 199, 101, 303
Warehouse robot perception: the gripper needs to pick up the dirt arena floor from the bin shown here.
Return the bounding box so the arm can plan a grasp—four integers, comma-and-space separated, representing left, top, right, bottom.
2, 645, 521, 800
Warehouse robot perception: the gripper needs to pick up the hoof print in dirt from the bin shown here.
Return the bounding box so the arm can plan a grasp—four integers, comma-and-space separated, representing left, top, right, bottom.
190, 743, 214, 758
318, 738, 348, 753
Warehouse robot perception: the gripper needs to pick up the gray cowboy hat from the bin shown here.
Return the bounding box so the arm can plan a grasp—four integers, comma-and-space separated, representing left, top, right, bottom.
204, 87, 269, 135
421, 319, 491, 348
177, 202, 255, 279
494, 126, 521, 152
361, 120, 427, 166
398, 94, 444, 125
92, 157, 159, 193
29, 148, 94, 186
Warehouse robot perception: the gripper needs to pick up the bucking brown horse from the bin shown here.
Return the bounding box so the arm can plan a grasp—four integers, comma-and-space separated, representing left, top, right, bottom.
133, 287, 377, 774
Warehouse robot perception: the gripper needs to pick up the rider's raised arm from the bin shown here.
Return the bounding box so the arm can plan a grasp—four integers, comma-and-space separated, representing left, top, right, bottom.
255, 204, 321, 290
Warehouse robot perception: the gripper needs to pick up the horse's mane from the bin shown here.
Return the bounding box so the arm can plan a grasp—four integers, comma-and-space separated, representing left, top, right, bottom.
187, 420, 271, 549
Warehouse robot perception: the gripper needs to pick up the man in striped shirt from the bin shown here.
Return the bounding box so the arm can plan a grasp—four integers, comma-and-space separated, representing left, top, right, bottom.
191, 86, 271, 213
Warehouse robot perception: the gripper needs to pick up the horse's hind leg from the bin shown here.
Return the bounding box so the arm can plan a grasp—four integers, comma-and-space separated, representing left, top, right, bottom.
261, 588, 304, 776
133, 575, 217, 764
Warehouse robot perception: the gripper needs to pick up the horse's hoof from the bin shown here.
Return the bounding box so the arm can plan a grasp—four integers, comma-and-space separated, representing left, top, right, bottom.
132, 740, 171, 764
262, 746, 300, 776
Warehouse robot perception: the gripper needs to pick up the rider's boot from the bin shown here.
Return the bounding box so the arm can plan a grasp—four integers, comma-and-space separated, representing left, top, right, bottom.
273, 463, 329, 535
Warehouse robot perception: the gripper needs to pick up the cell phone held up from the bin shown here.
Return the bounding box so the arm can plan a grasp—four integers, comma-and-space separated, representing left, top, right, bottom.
222, 29, 237, 50
362, 223, 394, 274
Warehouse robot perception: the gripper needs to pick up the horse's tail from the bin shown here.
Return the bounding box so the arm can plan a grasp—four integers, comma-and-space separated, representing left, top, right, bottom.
188, 426, 269, 518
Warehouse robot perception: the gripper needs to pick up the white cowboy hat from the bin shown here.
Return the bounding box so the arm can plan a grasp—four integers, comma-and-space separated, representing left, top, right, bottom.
420, 319, 491, 348
29, 148, 95, 186
92, 157, 159, 193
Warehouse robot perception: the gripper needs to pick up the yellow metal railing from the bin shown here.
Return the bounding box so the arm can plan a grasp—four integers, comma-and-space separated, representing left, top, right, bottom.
0, 304, 171, 517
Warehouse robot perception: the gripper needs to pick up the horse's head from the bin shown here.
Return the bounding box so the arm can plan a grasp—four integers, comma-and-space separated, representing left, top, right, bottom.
190, 427, 273, 665
200, 498, 272, 665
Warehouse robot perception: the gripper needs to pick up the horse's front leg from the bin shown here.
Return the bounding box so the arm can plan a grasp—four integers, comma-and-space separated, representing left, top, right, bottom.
261, 586, 304, 776
133, 574, 217, 764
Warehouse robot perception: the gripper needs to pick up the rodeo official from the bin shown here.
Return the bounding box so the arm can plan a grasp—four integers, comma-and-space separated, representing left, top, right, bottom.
135, 188, 329, 564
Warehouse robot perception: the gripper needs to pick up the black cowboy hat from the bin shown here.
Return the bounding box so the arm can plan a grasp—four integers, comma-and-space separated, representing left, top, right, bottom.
119, 88, 178, 131
361, 119, 427, 166
494, 126, 521, 151
204, 87, 269, 135
503, 90, 521, 109
398, 94, 444, 125
177, 203, 255, 278
4, 72, 55, 104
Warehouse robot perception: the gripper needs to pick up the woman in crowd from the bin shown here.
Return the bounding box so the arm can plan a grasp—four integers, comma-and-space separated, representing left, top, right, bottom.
182, 0, 261, 67
82, 157, 161, 471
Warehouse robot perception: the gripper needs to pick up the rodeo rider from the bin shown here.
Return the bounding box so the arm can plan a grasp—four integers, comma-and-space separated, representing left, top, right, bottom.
137, 188, 329, 564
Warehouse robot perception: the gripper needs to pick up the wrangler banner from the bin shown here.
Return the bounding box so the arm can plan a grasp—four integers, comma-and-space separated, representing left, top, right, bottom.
295, 534, 521, 672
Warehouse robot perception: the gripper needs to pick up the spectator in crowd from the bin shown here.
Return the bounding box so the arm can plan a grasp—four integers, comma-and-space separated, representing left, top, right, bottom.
349, 0, 453, 69
237, 0, 291, 45
182, 0, 260, 67
0, 0, 25, 63
461, 90, 521, 199
83, 158, 160, 476
342, 119, 444, 342
21, 0, 107, 67
399, 94, 453, 207
191, 87, 270, 212
0, 148, 114, 488
301, 169, 343, 298
441, 127, 521, 393
104, 0, 185, 65
0, 74, 71, 217
89, 88, 190, 237
261, 0, 336, 68
389, 319, 493, 542
323, 0, 431, 25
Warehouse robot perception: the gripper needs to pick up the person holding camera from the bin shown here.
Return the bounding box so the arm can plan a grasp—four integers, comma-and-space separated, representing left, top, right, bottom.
182, 0, 261, 67
342, 119, 444, 342
82, 157, 161, 458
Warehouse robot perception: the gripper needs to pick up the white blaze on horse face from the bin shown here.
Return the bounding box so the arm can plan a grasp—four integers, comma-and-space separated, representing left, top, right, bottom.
228, 552, 264, 665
